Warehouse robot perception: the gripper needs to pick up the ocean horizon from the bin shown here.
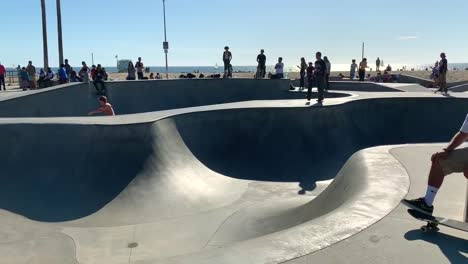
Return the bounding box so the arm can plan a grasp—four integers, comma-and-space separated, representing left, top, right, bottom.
6, 63, 468, 74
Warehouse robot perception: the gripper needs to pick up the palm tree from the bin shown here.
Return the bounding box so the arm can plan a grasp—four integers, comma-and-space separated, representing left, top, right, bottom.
56, 0, 63, 65
41, 0, 49, 70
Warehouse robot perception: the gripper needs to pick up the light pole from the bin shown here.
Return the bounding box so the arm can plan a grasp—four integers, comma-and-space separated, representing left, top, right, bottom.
56, 0, 64, 65
361, 42, 365, 60
41, 0, 49, 70
162, 0, 169, 79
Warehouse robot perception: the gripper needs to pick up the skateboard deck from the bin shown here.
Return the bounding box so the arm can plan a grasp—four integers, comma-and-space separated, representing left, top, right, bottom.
407, 209, 468, 232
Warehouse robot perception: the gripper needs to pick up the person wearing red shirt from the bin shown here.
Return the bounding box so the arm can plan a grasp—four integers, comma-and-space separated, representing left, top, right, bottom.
0, 62, 6, 90
90, 65, 97, 80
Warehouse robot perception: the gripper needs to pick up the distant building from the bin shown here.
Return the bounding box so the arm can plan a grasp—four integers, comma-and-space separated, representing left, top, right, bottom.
117, 59, 132, 73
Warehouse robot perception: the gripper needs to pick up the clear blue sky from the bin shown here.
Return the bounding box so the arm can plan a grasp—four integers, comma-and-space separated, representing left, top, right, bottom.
1, 0, 467, 68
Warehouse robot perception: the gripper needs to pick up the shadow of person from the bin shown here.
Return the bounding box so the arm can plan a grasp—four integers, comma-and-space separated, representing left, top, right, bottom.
404, 229, 467, 263
298, 181, 317, 195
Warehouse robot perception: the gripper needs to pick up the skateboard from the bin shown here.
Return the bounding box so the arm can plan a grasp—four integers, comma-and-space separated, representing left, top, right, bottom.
407, 209, 468, 233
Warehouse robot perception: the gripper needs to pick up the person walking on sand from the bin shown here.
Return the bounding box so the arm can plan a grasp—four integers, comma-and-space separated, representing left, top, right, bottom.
403, 114, 468, 215
0, 62, 6, 91
222, 46, 232, 78
376, 57, 381, 72
358, 58, 368, 81
26, 61, 37, 89
350, 59, 358, 80
313, 52, 327, 104
135, 57, 144, 80
256, 49, 266, 79
324, 56, 331, 92
88, 96, 115, 116
297, 58, 307, 91
437, 53, 448, 94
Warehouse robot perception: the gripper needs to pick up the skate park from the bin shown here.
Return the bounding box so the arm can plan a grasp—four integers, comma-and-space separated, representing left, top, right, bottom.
0, 79, 466, 263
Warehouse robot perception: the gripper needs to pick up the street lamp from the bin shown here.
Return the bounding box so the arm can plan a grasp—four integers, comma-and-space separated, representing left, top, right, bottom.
162, 0, 169, 79
41, 0, 49, 70
57, 0, 64, 65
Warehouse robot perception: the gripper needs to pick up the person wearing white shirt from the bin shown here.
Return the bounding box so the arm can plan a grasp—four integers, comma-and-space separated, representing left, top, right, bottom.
403, 114, 468, 214
271, 57, 284, 79
350, 59, 358, 79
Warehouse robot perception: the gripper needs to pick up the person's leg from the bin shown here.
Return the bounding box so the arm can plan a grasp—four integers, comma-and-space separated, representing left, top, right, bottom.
223, 60, 229, 78
326, 73, 330, 90
300, 74, 304, 89
93, 80, 100, 92
440, 73, 447, 92
404, 147, 468, 214
306, 78, 313, 101
101, 81, 107, 92
0, 75, 5, 90
317, 78, 324, 102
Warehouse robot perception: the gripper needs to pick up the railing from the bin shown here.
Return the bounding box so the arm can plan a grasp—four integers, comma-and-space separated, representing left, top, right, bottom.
5, 70, 20, 84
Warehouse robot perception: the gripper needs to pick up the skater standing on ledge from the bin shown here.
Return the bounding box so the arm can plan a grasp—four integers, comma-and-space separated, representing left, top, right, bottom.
350, 59, 358, 80
403, 114, 468, 214
88, 96, 115, 116
306, 62, 315, 101
313, 52, 327, 104
223, 46, 232, 78
358, 58, 367, 81
297, 57, 307, 91
437, 53, 448, 94
256, 49, 266, 79
135, 57, 144, 80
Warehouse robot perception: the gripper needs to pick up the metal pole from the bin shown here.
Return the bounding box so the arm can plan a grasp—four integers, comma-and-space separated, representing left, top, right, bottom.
41, 0, 49, 70
362, 42, 365, 60
163, 0, 169, 79
56, 0, 64, 65
91, 53, 94, 65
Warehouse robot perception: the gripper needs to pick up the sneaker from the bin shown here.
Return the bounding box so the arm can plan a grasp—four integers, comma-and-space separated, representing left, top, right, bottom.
402, 197, 434, 215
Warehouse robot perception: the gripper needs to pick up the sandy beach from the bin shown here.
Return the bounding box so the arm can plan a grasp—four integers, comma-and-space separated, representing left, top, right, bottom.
107, 70, 468, 83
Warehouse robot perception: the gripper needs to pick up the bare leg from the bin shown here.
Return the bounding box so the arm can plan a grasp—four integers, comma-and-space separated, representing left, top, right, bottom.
428, 160, 446, 188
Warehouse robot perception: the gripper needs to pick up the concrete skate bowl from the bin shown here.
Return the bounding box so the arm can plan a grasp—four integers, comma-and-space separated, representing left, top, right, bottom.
0, 96, 467, 263
0, 79, 351, 117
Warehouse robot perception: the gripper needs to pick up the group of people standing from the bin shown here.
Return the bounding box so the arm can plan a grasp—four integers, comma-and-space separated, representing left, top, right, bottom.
349, 58, 369, 81
126, 57, 162, 80
253, 48, 331, 104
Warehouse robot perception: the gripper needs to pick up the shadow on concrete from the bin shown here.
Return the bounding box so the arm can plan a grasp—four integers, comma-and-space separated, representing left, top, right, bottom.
404, 229, 468, 263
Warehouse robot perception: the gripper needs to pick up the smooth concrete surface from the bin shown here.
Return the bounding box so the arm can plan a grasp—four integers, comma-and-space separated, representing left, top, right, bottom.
285, 145, 468, 264
0, 79, 348, 118
0, 81, 467, 263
